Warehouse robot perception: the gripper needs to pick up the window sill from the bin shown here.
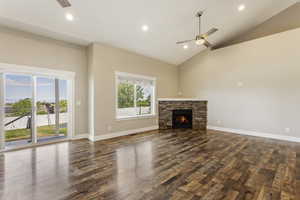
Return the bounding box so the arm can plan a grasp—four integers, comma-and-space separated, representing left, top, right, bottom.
116, 114, 156, 121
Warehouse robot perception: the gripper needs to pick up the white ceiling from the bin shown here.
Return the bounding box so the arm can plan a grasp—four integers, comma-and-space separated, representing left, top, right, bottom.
0, 0, 297, 65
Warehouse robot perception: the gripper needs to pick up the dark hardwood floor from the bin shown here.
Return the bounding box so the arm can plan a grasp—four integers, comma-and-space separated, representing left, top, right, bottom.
0, 129, 299, 200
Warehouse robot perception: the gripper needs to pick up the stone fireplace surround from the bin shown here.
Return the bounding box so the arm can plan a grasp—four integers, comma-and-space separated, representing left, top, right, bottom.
158, 98, 207, 131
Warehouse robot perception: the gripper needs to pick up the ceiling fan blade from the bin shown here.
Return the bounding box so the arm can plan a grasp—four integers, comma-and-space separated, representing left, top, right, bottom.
176, 39, 195, 44
201, 28, 218, 38
57, 0, 71, 8
203, 39, 212, 48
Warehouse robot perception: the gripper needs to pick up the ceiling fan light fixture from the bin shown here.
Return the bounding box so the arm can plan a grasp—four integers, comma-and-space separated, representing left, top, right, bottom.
183, 44, 189, 49
176, 11, 218, 49
195, 39, 205, 45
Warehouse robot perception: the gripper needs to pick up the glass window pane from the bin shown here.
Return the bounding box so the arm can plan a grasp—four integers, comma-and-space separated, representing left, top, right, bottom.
117, 82, 136, 118
36, 77, 57, 142
136, 84, 152, 115
4, 74, 33, 148
36, 78, 68, 142
116, 73, 155, 119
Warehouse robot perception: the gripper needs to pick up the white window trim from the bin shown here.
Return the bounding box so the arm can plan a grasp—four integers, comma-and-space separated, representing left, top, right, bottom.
115, 71, 156, 120
0, 62, 75, 150
0, 63, 75, 79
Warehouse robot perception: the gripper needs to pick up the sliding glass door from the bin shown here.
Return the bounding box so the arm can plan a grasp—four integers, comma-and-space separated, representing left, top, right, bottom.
36, 77, 68, 143
36, 77, 56, 142
0, 70, 73, 150
4, 74, 34, 148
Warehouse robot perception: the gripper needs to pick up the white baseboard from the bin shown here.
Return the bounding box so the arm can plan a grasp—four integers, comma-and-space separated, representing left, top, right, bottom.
72, 134, 89, 140
207, 126, 300, 143
90, 125, 159, 142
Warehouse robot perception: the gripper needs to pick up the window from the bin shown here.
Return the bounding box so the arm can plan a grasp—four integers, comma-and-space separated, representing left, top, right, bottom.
0, 63, 75, 150
116, 72, 156, 119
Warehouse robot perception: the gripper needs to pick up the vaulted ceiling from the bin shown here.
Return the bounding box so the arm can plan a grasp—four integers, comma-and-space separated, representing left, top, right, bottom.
0, 0, 297, 65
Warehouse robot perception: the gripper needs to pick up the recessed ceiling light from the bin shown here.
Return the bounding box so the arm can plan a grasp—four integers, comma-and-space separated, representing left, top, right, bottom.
141, 25, 149, 32
238, 4, 245, 12
65, 13, 74, 21
183, 44, 189, 50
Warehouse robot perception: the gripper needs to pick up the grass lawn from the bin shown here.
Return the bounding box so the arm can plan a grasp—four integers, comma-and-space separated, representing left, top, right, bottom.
5, 125, 67, 142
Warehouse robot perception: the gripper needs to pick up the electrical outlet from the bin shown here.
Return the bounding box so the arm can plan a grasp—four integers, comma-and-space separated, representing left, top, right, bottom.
217, 120, 221, 125
107, 125, 112, 132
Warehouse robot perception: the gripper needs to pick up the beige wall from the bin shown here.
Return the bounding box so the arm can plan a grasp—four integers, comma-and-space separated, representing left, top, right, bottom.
0, 26, 88, 136
89, 43, 178, 137
179, 28, 300, 138
0, 26, 178, 139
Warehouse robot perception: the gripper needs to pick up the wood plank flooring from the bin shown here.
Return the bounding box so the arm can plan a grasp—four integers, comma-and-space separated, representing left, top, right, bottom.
0, 129, 299, 200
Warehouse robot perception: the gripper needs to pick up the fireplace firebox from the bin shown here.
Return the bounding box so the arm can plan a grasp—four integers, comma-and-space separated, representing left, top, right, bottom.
172, 109, 193, 129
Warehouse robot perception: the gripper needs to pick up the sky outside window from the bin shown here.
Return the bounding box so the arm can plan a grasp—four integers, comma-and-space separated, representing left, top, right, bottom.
5, 74, 67, 103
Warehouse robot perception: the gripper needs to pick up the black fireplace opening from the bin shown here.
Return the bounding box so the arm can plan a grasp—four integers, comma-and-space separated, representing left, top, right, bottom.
172, 109, 193, 129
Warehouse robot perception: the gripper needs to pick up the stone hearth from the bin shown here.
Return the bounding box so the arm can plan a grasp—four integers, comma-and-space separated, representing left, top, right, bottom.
158, 98, 207, 131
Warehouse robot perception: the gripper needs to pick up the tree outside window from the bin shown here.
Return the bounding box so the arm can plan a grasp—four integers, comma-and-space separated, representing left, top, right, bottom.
116, 72, 155, 118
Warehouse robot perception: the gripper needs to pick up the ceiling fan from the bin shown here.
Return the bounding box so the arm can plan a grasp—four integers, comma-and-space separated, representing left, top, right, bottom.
176, 11, 218, 48
56, 0, 72, 8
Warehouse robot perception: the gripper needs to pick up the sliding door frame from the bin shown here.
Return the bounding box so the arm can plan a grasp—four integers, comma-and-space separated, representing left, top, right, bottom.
0, 63, 75, 150
0, 73, 4, 149
32, 76, 37, 143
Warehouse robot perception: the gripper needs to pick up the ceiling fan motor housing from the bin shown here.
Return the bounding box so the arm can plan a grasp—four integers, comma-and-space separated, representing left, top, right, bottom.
196, 11, 204, 17
196, 35, 204, 40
